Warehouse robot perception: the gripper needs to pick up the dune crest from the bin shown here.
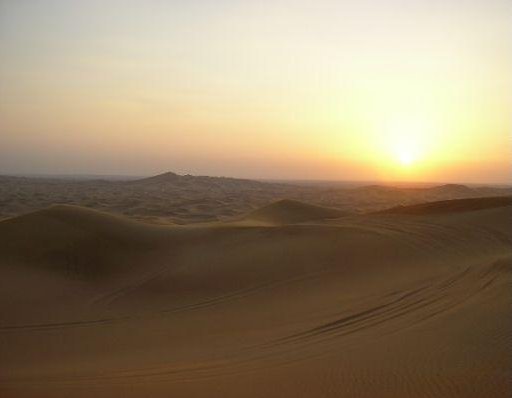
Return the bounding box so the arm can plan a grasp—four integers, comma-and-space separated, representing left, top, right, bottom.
375, 196, 512, 215
0, 205, 167, 279
244, 199, 346, 224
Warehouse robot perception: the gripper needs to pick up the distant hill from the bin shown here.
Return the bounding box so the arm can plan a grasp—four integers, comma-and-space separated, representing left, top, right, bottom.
127, 171, 280, 191
130, 171, 181, 184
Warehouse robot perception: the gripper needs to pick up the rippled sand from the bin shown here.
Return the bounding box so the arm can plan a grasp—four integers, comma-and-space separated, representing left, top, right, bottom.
1, 197, 511, 397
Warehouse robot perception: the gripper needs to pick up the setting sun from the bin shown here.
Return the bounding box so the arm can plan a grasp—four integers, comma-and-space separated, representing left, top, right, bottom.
397, 149, 416, 166
392, 132, 422, 167
379, 115, 432, 171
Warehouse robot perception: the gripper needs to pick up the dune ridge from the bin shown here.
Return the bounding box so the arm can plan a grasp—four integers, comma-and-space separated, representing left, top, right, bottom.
374, 195, 512, 215
244, 199, 346, 224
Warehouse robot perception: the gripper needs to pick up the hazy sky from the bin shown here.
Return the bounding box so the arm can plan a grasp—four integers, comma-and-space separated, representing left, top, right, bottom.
0, 0, 510, 183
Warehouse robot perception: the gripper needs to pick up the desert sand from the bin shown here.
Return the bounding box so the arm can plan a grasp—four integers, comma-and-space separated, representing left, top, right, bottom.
1, 172, 511, 223
1, 191, 511, 397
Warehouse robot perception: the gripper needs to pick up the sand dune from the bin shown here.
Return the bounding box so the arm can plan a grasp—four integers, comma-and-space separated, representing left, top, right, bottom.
1, 172, 511, 223
244, 199, 346, 224
0, 205, 169, 278
375, 196, 512, 215
1, 197, 511, 397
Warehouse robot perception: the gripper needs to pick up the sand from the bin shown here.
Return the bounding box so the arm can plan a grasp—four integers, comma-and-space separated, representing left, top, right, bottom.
1, 172, 511, 224
244, 199, 346, 224
0, 196, 511, 397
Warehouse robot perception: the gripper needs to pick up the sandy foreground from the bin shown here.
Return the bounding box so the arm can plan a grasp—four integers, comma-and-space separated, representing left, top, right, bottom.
0, 197, 511, 397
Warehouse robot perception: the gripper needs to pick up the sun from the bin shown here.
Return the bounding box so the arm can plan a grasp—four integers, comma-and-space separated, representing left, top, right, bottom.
384, 117, 430, 168
371, 111, 441, 174
391, 136, 421, 167
397, 150, 415, 166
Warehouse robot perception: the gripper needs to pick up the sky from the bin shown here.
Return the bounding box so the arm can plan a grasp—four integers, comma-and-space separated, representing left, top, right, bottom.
0, 0, 510, 183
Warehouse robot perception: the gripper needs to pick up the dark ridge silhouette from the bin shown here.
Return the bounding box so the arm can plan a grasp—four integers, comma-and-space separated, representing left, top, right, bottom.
374, 196, 512, 215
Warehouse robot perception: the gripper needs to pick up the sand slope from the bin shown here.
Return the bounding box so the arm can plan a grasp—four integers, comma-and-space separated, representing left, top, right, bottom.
244, 199, 346, 224
1, 198, 511, 398
375, 195, 512, 215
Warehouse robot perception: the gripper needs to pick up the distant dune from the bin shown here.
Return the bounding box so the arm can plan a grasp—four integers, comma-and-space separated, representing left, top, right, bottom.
374, 196, 512, 215
1, 172, 511, 223
244, 199, 346, 224
1, 196, 511, 398
427, 183, 475, 195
